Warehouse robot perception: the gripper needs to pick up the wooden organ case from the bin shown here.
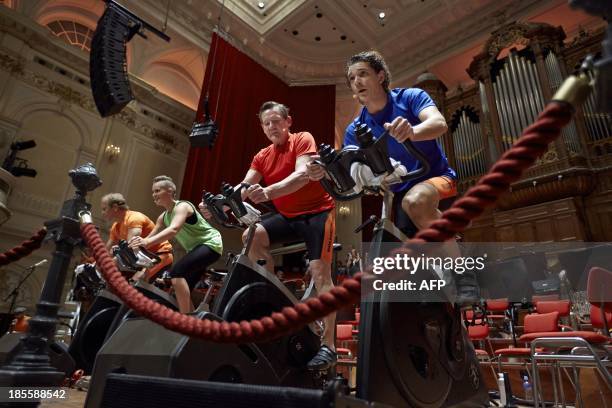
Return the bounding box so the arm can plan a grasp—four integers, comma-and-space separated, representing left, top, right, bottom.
418, 21, 611, 242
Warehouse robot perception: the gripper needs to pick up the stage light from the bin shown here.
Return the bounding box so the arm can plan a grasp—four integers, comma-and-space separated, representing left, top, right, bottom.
189, 97, 219, 149
2, 140, 37, 178
11, 140, 36, 151
10, 165, 37, 178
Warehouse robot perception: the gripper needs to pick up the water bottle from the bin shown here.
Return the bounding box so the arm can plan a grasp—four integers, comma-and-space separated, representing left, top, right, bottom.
497, 373, 507, 405
522, 375, 533, 401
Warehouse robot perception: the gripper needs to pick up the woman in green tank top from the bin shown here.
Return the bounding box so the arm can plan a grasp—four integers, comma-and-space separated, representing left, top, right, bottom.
129, 176, 223, 313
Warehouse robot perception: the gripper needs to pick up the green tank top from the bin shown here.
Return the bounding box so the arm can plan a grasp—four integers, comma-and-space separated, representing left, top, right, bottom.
162, 200, 223, 255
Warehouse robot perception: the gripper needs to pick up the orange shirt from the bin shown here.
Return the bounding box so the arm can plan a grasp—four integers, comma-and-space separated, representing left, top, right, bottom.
250, 132, 334, 217
110, 210, 172, 254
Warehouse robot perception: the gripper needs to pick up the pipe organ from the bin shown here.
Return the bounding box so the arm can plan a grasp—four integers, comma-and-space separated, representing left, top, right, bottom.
413, 21, 612, 241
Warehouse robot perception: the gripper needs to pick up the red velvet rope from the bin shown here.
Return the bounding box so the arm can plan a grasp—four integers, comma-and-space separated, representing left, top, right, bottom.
83, 101, 573, 343
0, 228, 47, 267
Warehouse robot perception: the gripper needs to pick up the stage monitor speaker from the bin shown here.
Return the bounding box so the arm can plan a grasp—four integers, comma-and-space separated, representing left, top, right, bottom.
99, 373, 337, 408
85, 311, 306, 408
68, 289, 122, 374
104, 280, 178, 341
90, 6, 134, 117
0, 333, 75, 377
357, 298, 488, 407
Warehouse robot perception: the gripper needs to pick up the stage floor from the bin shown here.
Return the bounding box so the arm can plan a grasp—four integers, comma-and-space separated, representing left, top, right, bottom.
40, 388, 87, 407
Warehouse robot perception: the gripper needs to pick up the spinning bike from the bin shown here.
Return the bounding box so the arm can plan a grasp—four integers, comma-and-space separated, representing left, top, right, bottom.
316, 123, 488, 407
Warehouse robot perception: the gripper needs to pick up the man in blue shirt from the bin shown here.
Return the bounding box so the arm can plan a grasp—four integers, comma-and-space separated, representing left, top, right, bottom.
308, 51, 478, 304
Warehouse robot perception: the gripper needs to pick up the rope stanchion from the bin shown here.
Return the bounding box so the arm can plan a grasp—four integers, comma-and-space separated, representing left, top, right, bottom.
82, 99, 575, 343
0, 228, 46, 267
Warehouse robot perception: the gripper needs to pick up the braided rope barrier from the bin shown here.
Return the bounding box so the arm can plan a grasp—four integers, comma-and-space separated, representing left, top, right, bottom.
0, 228, 46, 267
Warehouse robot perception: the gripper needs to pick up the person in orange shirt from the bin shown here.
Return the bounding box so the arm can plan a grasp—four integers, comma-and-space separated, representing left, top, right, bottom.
101, 193, 173, 282
11, 307, 30, 333
200, 101, 336, 371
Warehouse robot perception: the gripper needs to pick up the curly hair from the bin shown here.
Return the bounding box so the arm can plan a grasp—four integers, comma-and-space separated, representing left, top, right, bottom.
346, 50, 391, 93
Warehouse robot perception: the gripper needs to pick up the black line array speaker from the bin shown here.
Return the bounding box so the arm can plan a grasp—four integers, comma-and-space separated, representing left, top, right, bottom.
90, 6, 134, 117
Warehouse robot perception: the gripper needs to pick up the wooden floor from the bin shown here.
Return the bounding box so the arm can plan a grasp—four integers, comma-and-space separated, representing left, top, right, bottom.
39, 388, 87, 407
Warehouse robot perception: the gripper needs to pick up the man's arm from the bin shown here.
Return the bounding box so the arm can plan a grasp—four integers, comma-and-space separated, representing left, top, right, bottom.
129, 205, 190, 249
384, 105, 448, 142
265, 154, 311, 200
245, 154, 312, 204
241, 169, 263, 199
126, 227, 142, 242
247, 155, 311, 203
412, 106, 448, 141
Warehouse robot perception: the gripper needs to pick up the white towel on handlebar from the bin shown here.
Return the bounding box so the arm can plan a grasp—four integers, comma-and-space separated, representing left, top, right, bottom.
238, 202, 261, 226
350, 159, 408, 194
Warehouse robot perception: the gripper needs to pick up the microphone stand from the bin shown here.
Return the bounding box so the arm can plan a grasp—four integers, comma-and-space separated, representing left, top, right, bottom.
3, 264, 41, 317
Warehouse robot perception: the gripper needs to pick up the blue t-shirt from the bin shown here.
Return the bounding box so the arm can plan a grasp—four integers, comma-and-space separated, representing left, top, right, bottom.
343, 88, 456, 193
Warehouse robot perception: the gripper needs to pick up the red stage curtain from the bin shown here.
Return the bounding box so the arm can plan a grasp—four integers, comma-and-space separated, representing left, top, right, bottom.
181, 33, 336, 204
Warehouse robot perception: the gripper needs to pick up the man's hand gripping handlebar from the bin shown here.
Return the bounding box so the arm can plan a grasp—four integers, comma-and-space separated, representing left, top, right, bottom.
311, 123, 431, 201
202, 182, 261, 228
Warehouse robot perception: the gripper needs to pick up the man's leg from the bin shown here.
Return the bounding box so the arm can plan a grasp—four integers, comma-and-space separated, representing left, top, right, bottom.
297, 210, 337, 371
309, 259, 336, 351
242, 225, 274, 273
402, 182, 461, 258
402, 180, 479, 304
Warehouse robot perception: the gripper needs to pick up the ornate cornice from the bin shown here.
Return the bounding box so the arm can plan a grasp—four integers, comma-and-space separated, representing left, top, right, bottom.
468, 21, 566, 81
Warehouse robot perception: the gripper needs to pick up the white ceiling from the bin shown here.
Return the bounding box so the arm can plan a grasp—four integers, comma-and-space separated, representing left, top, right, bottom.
133, 0, 571, 88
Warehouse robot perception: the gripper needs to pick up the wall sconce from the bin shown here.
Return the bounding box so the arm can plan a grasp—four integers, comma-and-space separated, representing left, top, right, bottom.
338, 205, 351, 218
104, 144, 121, 162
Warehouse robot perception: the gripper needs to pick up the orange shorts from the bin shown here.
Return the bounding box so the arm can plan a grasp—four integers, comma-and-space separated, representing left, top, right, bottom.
422, 176, 457, 199
144, 252, 173, 282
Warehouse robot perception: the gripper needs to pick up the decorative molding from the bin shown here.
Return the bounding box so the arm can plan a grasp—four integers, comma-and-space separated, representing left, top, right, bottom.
8, 189, 61, 218
0, 50, 191, 154
497, 168, 595, 210
0, 50, 24, 75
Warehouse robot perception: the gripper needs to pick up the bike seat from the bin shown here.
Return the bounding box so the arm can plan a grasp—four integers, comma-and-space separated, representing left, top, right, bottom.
207, 269, 227, 282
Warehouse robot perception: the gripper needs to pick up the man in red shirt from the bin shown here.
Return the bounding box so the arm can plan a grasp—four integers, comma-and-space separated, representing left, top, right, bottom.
201, 101, 337, 371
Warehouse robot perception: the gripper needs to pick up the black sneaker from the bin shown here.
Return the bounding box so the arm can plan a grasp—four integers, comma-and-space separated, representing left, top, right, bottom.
306, 345, 337, 371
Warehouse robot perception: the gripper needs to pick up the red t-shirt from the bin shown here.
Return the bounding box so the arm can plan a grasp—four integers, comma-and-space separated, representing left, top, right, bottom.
250, 132, 334, 217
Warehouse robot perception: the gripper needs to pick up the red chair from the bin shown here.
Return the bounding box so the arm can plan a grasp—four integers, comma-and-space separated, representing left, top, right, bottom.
494, 311, 559, 372
336, 324, 354, 359
535, 300, 572, 330
467, 322, 497, 379
535, 300, 570, 317
590, 304, 612, 335
532, 294, 560, 303
486, 298, 509, 321
336, 324, 357, 388
529, 267, 612, 407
